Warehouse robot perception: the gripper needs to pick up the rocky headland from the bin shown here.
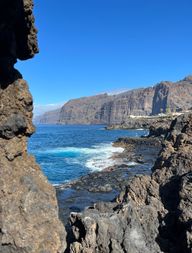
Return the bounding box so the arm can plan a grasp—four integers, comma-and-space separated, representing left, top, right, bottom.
0, 1, 66, 252
36, 76, 192, 125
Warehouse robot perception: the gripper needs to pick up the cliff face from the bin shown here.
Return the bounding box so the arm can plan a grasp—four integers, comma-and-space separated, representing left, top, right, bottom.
100, 87, 155, 124
59, 93, 113, 124
152, 77, 192, 115
58, 88, 155, 125
34, 108, 61, 124
68, 113, 192, 253
0, 1, 66, 253
38, 76, 192, 125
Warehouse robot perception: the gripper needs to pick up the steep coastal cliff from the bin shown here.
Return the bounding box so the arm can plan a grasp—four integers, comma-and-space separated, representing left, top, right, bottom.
152, 77, 192, 115
36, 76, 192, 125
0, 1, 66, 252
59, 93, 112, 124
34, 108, 61, 124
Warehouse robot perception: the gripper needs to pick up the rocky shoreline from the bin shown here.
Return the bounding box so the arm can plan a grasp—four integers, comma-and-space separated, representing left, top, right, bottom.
106, 114, 176, 130
63, 113, 192, 253
56, 135, 162, 224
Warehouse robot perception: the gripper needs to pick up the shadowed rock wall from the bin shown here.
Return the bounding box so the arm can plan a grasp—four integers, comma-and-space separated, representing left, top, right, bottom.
0, 1, 66, 252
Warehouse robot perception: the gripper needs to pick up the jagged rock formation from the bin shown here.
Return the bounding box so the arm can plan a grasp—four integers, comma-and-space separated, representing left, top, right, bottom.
0, 1, 66, 252
68, 113, 192, 253
37, 76, 192, 125
0, 0, 38, 84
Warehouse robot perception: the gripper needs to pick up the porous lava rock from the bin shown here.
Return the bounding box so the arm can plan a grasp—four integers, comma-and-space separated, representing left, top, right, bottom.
0, 0, 38, 84
0, 1, 66, 252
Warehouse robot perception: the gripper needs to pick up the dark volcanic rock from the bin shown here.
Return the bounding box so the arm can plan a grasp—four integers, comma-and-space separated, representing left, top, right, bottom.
148, 125, 168, 138
56, 136, 161, 225
67, 114, 192, 253
0, 1, 66, 253
0, 0, 38, 85
107, 115, 173, 131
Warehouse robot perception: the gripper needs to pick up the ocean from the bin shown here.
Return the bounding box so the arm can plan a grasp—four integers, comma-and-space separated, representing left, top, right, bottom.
28, 125, 148, 185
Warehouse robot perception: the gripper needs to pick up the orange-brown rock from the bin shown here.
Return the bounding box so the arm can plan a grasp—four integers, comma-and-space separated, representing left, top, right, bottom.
0, 79, 66, 253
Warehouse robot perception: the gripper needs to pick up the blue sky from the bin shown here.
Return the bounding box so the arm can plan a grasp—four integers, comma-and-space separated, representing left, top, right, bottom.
17, 0, 192, 113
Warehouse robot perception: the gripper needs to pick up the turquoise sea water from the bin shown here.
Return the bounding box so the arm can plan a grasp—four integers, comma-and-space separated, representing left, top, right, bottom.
28, 125, 148, 185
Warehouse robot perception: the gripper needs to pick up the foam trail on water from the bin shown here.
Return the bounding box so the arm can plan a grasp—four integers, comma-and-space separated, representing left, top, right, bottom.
85, 144, 124, 171
37, 143, 124, 172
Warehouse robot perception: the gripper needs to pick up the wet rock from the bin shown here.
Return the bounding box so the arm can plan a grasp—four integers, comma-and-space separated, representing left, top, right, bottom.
57, 134, 161, 227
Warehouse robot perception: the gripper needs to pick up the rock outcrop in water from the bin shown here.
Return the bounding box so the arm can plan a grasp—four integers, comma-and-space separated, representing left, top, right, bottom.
0, 1, 66, 252
36, 76, 192, 125
67, 113, 192, 253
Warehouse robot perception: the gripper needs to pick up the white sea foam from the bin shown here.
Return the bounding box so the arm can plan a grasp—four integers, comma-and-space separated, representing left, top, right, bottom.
127, 161, 138, 166
39, 144, 124, 156
85, 144, 124, 171
53, 183, 60, 186
38, 143, 124, 172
